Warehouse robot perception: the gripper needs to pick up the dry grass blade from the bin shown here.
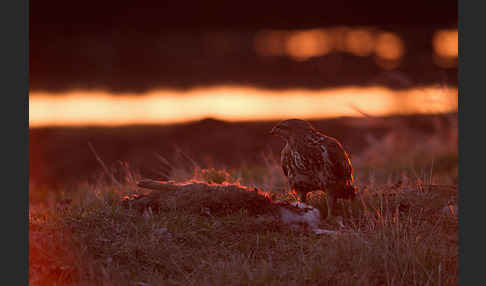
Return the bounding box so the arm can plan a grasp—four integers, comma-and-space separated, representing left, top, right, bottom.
88, 141, 121, 187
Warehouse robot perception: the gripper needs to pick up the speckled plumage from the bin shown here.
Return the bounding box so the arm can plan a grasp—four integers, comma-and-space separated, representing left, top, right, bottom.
270, 119, 356, 218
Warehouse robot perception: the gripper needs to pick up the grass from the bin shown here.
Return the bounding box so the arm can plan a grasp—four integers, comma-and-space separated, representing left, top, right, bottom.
29, 114, 458, 286
29, 171, 457, 285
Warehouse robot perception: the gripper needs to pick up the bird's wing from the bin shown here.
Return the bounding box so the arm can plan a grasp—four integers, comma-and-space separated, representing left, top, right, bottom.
281, 143, 291, 177
281, 142, 317, 177
288, 142, 325, 177
321, 135, 354, 182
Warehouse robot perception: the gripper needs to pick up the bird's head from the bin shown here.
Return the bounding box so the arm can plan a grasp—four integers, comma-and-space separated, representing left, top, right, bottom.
269, 119, 315, 141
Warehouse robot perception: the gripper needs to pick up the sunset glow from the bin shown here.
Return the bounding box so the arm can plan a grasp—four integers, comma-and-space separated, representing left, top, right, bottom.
375, 32, 404, 60
285, 29, 332, 61
29, 86, 458, 127
433, 29, 458, 58
432, 29, 458, 68
253, 27, 409, 70
344, 29, 375, 56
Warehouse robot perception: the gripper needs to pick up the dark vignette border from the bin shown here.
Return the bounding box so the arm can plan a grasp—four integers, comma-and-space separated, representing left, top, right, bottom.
458, 0, 483, 284
1, 0, 29, 284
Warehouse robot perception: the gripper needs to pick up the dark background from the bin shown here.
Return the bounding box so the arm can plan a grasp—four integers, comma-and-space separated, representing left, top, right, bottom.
29, 0, 458, 188
30, 0, 458, 93
30, 0, 457, 30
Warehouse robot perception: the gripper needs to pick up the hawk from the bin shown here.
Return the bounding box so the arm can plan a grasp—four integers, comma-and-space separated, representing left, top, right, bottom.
270, 119, 356, 221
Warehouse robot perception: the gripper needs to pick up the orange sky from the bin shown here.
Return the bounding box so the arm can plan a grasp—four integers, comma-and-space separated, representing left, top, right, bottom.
29, 85, 458, 127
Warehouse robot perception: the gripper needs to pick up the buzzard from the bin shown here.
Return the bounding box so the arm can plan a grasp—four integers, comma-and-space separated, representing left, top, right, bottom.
270, 119, 356, 221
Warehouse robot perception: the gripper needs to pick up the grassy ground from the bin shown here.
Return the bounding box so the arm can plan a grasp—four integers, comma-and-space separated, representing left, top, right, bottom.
29, 114, 458, 286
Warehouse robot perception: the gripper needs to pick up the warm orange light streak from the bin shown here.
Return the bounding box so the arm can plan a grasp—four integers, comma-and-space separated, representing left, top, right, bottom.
344, 29, 375, 56
327, 26, 350, 52
253, 27, 410, 70
432, 29, 458, 68
29, 86, 457, 127
375, 32, 405, 60
285, 29, 332, 61
433, 29, 458, 58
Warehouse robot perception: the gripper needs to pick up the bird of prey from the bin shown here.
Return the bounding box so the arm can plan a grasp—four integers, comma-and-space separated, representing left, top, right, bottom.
270, 119, 356, 222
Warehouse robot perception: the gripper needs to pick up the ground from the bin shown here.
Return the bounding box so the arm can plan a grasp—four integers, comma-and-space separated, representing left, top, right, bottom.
29, 113, 458, 285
